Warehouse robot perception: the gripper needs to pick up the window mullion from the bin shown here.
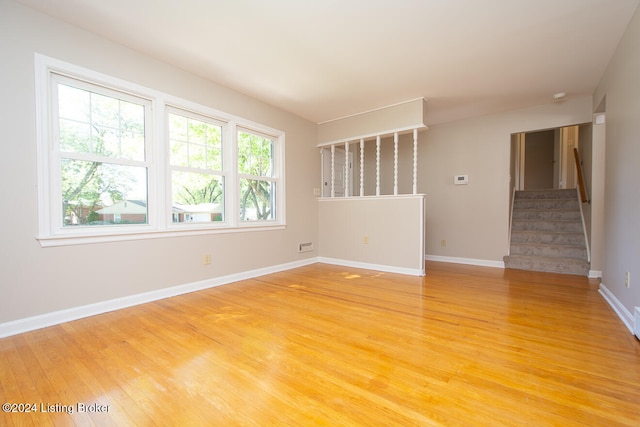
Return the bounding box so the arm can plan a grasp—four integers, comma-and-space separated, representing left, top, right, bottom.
227, 121, 238, 227
151, 99, 164, 231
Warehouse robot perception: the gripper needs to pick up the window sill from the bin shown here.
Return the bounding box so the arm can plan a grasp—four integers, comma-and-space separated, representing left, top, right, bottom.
36, 224, 286, 247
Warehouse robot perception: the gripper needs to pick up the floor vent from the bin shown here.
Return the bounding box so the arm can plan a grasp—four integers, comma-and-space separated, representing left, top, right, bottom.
298, 242, 314, 253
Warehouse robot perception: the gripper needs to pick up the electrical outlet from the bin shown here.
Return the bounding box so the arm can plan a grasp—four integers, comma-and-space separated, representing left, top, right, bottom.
626, 272, 631, 288
441, 239, 446, 247
203, 254, 211, 265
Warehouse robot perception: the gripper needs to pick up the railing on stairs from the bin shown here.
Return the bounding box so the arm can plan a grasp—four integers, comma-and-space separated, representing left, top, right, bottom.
573, 148, 590, 204
573, 147, 591, 264
507, 186, 516, 256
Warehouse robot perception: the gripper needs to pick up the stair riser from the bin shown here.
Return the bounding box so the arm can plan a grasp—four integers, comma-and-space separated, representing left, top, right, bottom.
504, 256, 589, 276
510, 232, 585, 245
512, 221, 583, 233
512, 210, 581, 220
513, 200, 580, 212
510, 245, 587, 259
515, 189, 577, 200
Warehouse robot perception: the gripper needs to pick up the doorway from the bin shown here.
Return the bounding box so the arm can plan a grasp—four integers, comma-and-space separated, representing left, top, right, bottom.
512, 125, 581, 191
524, 129, 555, 190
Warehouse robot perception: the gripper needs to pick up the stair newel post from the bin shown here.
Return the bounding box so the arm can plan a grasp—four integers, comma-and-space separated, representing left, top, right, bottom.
344, 141, 350, 197
330, 144, 336, 198
393, 132, 399, 196
413, 128, 418, 195
376, 135, 381, 196
359, 138, 365, 197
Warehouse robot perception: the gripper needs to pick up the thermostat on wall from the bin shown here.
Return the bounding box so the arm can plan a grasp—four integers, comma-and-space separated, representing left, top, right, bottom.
454, 175, 469, 185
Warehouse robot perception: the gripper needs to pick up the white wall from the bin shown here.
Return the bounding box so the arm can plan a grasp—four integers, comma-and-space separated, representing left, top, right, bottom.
419, 97, 593, 264
593, 4, 640, 322
337, 97, 592, 265
318, 98, 426, 145
0, 1, 318, 324
318, 196, 425, 275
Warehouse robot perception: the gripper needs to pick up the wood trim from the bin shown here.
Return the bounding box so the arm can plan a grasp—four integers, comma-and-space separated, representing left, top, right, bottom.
573, 147, 589, 203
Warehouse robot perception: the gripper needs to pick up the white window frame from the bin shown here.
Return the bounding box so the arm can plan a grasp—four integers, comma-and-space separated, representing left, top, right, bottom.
35, 54, 285, 247
49, 73, 155, 235
166, 106, 228, 229
237, 126, 280, 223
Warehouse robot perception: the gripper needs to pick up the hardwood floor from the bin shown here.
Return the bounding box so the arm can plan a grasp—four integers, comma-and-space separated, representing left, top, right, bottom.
1, 262, 639, 426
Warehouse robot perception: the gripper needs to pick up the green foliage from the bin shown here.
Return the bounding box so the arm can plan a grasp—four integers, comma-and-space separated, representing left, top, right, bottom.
58, 83, 146, 225
238, 131, 274, 220
172, 172, 223, 205
169, 113, 222, 170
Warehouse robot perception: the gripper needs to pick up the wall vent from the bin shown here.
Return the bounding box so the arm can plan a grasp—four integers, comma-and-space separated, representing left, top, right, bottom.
634, 307, 640, 340
298, 242, 314, 253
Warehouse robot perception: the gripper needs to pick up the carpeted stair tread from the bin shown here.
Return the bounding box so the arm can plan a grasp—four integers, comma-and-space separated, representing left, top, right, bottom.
506, 189, 589, 276
509, 242, 587, 259
511, 219, 583, 232
504, 255, 589, 276
510, 230, 585, 245
513, 199, 579, 210
514, 189, 577, 199
512, 209, 581, 220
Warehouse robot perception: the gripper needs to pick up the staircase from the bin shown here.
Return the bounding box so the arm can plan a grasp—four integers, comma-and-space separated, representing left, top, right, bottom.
503, 189, 590, 276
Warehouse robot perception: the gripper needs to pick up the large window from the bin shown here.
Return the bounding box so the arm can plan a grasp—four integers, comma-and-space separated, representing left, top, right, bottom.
238, 129, 276, 221
54, 76, 150, 228
168, 109, 225, 224
36, 55, 285, 246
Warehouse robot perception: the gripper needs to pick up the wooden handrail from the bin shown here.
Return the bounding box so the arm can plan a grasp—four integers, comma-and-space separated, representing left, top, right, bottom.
573, 147, 589, 203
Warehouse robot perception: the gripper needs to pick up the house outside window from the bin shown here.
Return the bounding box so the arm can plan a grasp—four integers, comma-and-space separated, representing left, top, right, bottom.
168, 109, 225, 224
54, 76, 150, 228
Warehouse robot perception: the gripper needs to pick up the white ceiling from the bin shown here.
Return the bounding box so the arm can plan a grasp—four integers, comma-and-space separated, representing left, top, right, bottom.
17, 0, 640, 125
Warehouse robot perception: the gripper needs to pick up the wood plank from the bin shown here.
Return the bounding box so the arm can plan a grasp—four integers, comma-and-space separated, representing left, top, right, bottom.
1, 262, 639, 426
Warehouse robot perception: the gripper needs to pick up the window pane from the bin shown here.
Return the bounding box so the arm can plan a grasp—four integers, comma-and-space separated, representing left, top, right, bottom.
57, 82, 145, 161
59, 119, 91, 153
58, 84, 90, 122
169, 113, 188, 140
168, 113, 222, 171
170, 140, 189, 167
189, 143, 207, 169
172, 171, 224, 223
61, 159, 148, 226
239, 178, 274, 221
238, 131, 273, 177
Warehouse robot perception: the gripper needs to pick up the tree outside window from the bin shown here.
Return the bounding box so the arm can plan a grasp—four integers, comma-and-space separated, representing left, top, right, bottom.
238, 130, 275, 221
56, 81, 148, 226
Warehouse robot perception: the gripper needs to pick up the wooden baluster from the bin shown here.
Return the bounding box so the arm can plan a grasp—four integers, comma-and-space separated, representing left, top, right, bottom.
320, 148, 324, 198
331, 144, 335, 198
344, 142, 350, 197
376, 136, 381, 196
360, 139, 365, 197
394, 132, 399, 195
413, 129, 418, 195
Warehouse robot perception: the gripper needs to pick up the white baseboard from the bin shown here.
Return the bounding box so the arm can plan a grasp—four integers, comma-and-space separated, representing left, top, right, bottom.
3, 255, 627, 340
589, 270, 603, 279
425, 255, 505, 269
317, 257, 425, 276
598, 283, 635, 334
0, 258, 317, 339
